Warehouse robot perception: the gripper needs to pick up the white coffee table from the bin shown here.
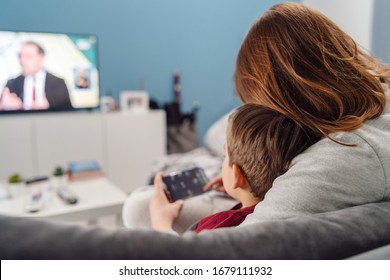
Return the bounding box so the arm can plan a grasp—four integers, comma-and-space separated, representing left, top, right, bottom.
0, 177, 128, 223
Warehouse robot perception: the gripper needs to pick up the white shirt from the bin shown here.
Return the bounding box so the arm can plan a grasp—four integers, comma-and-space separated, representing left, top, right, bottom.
23, 70, 47, 110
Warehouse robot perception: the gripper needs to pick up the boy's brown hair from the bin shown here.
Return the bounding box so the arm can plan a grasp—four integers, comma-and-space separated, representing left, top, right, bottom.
226, 104, 320, 199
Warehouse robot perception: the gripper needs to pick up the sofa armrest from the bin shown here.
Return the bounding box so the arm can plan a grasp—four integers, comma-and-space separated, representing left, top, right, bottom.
1, 202, 390, 259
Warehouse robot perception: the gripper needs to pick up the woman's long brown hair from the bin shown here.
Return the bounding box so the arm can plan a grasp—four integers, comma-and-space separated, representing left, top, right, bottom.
235, 2, 390, 139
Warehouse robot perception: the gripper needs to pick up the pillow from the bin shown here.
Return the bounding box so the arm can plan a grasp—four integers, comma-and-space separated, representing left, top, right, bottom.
203, 110, 235, 158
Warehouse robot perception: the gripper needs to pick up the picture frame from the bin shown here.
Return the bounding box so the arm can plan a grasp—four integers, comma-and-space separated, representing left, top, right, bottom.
120, 91, 149, 113
100, 96, 116, 113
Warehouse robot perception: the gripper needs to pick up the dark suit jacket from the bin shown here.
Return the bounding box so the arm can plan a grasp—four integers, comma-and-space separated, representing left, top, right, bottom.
5, 72, 73, 110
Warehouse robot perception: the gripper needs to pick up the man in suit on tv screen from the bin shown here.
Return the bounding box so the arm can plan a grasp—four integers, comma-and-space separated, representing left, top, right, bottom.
0, 41, 73, 111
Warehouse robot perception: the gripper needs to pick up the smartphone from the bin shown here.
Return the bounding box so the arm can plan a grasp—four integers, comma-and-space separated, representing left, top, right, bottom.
162, 167, 209, 201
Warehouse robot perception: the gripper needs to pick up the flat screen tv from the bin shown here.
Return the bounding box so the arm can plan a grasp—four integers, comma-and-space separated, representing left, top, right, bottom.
0, 30, 99, 112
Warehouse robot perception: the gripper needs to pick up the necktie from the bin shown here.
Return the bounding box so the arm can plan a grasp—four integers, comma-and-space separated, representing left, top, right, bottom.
32, 79, 36, 102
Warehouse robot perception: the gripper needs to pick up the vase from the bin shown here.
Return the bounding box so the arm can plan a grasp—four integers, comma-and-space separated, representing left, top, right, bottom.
8, 182, 25, 198
52, 175, 68, 189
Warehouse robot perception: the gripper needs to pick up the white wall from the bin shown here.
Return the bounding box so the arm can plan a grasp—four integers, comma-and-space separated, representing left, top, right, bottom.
0, 111, 167, 192
302, 0, 374, 52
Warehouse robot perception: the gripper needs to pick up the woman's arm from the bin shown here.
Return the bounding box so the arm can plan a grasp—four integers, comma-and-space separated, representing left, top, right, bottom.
240, 132, 386, 226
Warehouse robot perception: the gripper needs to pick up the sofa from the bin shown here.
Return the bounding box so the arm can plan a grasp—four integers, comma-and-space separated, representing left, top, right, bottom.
2, 111, 390, 259
1, 201, 390, 259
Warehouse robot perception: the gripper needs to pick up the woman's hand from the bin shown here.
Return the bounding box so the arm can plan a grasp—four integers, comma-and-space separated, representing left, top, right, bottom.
149, 172, 184, 232
203, 175, 226, 193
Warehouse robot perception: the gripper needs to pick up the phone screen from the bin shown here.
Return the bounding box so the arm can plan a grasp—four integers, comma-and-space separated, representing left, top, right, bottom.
162, 167, 209, 201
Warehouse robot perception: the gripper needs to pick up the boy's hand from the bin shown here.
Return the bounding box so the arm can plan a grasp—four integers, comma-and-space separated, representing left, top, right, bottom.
203, 175, 226, 193
149, 172, 184, 232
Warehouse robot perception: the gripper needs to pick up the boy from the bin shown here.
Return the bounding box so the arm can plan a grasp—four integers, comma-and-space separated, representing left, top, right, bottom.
150, 104, 320, 233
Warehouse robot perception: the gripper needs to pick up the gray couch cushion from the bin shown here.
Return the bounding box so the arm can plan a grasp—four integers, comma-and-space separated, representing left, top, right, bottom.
350, 244, 390, 259
1, 202, 390, 259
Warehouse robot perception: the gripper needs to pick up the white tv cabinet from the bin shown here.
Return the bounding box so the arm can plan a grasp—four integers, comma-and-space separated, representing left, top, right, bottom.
0, 110, 166, 193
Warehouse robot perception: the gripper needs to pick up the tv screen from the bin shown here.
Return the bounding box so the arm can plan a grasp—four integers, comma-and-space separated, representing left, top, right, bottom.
0, 30, 99, 112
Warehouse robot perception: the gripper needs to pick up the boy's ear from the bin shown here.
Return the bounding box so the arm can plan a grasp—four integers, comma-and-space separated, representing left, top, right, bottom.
232, 164, 247, 189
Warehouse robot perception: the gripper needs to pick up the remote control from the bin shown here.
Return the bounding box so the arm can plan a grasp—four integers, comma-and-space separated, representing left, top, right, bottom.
58, 187, 78, 204
25, 190, 45, 213
25, 176, 49, 185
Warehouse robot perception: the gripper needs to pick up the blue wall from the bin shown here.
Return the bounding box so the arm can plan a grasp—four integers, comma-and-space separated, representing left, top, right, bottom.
372, 0, 390, 65
0, 0, 282, 138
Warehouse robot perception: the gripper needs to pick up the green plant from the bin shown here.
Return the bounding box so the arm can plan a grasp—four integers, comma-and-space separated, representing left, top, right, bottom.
53, 166, 65, 177
8, 173, 23, 184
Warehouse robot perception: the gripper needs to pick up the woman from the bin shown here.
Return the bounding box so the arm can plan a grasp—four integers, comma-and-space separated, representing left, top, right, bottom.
123, 2, 390, 231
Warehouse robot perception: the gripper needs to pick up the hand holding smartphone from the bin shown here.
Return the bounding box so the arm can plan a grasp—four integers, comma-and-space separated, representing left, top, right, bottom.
162, 167, 209, 201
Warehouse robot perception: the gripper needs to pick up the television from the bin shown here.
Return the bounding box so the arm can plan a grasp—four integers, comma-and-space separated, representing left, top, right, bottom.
0, 30, 99, 112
